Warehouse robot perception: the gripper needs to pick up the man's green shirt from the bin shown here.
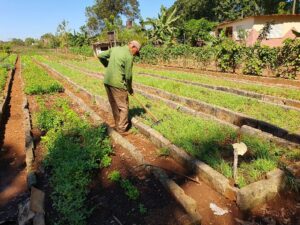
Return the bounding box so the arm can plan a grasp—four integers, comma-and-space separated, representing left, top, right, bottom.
98, 45, 133, 93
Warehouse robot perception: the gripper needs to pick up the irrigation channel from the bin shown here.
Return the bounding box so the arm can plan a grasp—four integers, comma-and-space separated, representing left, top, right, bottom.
59, 62, 300, 147
33, 56, 300, 224
0, 56, 29, 222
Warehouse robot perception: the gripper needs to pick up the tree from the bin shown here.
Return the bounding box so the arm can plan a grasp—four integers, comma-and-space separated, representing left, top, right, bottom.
11, 38, 24, 46
56, 20, 70, 48
144, 6, 180, 46
25, 37, 35, 46
214, 0, 261, 22
85, 0, 140, 34
182, 19, 217, 45
40, 33, 59, 48
168, 0, 218, 22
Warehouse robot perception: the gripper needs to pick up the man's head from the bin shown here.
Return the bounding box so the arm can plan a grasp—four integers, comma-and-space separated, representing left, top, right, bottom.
128, 40, 141, 56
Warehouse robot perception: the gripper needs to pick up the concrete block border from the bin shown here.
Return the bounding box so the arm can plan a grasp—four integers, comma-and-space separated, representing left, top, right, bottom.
19, 56, 45, 225
37, 60, 289, 212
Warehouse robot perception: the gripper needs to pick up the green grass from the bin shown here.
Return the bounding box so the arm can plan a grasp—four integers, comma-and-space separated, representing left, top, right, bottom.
22, 56, 64, 95
34, 54, 297, 188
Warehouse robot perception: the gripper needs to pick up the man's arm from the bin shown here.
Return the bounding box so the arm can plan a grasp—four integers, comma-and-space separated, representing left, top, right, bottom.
124, 57, 134, 95
98, 49, 111, 67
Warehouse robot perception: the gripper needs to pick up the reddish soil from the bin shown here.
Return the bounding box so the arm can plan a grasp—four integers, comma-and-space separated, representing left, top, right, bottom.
249, 191, 300, 225
0, 57, 28, 221
137, 63, 300, 89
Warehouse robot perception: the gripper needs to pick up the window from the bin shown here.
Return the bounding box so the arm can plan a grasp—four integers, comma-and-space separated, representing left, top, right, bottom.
268, 23, 283, 39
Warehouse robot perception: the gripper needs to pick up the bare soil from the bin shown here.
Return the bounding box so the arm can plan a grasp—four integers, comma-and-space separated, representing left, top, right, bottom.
0, 57, 28, 221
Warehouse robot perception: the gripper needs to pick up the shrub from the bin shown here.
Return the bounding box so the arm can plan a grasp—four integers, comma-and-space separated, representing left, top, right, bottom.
276, 38, 300, 79
215, 38, 244, 73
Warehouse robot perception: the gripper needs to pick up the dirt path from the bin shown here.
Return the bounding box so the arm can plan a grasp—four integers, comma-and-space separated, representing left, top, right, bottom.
0, 57, 27, 220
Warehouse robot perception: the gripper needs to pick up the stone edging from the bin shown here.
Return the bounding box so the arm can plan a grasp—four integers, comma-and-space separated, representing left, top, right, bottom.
19, 56, 45, 225
37, 60, 288, 211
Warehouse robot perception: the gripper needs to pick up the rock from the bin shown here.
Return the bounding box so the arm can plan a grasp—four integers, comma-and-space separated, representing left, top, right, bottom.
30, 187, 45, 214
33, 213, 45, 225
237, 170, 285, 211
18, 199, 35, 225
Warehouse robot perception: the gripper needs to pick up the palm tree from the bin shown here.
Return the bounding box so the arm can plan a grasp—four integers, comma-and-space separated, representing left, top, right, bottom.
144, 6, 180, 45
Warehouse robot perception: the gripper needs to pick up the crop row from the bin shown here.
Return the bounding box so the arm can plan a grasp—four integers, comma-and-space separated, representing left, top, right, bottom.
34, 55, 300, 188
21, 56, 64, 95
38, 54, 300, 134
22, 56, 112, 225
48, 52, 300, 102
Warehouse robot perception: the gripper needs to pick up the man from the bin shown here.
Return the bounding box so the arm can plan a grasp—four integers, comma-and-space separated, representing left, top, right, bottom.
98, 40, 141, 134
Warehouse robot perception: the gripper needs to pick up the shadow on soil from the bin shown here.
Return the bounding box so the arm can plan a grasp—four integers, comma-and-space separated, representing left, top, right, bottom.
33, 123, 187, 225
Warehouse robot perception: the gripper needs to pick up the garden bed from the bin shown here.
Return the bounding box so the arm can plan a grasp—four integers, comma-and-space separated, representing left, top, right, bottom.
47, 59, 300, 145
34, 57, 300, 212
23, 56, 203, 225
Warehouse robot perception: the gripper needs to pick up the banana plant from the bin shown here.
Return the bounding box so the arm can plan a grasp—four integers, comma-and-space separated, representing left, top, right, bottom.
144, 6, 180, 46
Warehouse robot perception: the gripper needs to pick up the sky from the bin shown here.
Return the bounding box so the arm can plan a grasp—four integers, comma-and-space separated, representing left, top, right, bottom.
0, 0, 175, 41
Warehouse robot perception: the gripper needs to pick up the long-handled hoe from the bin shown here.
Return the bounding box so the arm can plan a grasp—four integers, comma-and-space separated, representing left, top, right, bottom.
131, 94, 162, 126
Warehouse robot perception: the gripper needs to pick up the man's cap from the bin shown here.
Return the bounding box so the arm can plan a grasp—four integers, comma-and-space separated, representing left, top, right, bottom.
130, 40, 141, 52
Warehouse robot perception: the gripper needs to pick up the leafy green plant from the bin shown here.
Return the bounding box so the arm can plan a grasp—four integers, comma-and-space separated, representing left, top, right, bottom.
108, 170, 140, 200
108, 170, 121, 182
138, 203, 147, 215
215, 38, 244, 73
22, 56, 64, 95
35, 98, 112, 225
276, 38, 300, 79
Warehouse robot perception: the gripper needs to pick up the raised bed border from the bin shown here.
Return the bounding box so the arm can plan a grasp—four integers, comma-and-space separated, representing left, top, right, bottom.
37, 60, 290, 211
19, 56, 45, 225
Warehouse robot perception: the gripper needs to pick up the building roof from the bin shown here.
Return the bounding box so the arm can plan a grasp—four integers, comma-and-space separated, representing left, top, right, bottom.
217, 14, 300, 27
